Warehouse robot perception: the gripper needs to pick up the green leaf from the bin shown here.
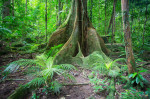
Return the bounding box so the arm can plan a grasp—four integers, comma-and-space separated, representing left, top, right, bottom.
140, 82, 144, 88
129, 74, 133, 78
131, 80, 135, 84
138, 74, 145, 81
136, 76, 140, 84
138, 70, 147, 74
132, 72, 137, 78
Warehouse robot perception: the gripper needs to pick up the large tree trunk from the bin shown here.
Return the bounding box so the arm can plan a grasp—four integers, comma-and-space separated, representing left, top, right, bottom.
47, 0, 109, 65
121, 0, 136, 73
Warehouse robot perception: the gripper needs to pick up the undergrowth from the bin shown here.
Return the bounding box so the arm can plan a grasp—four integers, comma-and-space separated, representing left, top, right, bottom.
2, 44, 76, 99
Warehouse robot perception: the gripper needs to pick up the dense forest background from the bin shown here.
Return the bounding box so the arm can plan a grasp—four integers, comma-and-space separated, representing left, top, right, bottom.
0, 0, 149, 55
0, 0, 150, 99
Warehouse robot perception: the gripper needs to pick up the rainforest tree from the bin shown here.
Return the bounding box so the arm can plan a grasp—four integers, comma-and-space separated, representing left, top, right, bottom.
121, 0, 136, 73
46, 0, 110, 65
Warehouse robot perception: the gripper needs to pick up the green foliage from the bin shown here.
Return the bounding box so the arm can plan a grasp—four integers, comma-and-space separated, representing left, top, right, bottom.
121, 87, 149, 99
31, 92, 39, 99
128, 70, 148, 88
8, 77, 45, 99
89, 72, 110, 93
92, 57, 125, 77
4, 48, 76, 99
42, 80, 62, 94
46, 44, 64, 57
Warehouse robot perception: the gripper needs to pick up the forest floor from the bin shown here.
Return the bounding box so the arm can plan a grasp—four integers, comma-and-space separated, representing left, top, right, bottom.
0, 50, 150, 99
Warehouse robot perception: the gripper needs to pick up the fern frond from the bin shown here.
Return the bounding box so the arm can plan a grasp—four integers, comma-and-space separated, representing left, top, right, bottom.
61, 72, 76, 81
8, 77, 45, 99
41, 68, 54, 80
4, 59, 36, 73
109, 58, 125, 68
35, 54, 48, 67
92, 63, 107, 74
55, 64, 77, 71
51, 80, 62, 94
108, 70, 120, 77
46, 57, 54, 68
0, 26, 12, 34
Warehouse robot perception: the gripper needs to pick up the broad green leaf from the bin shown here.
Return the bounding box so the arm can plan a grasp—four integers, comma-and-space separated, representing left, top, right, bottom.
138, 70, 147, 74
132, 72, 137, 78
136, 76, 140, 84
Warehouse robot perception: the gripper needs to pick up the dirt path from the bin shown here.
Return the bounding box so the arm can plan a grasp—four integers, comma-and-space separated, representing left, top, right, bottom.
44, 69, 105, 99
0, 67, 105, 99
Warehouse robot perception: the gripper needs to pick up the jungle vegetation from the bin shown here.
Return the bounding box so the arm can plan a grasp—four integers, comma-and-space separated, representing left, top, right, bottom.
0, 0, 150, 99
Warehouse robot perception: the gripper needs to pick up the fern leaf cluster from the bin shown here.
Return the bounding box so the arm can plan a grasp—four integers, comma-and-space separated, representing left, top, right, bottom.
3, 52, 76, 99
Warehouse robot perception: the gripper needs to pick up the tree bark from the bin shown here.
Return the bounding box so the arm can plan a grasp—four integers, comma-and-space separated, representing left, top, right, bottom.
47, 0, 110, 65
12, 0, 14, 16
57, 0, 63, 27
105, 0, 107, 35
107, 0, 117, 35
25, 0, 27, 14
111, 0, 116, 44
2, 0, 11, 20
121, 0, 136, 73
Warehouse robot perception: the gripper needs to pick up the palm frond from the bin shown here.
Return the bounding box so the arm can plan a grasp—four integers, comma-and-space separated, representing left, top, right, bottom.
63, 73, 76, 81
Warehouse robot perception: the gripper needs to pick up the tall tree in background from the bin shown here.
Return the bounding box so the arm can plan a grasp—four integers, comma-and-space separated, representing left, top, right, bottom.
105, 0, 107, 35
25, 0, 27, 14
2, 0, 11, 20
107, 0, 117, 35
45, 0, 48, 42
121, 0, 136, 73
111, 0, 117, 44
57, 0, 63, 27
12, 0, 14, 16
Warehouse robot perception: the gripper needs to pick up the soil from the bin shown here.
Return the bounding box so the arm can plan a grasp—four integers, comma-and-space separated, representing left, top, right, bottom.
0, 51, 150, 99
